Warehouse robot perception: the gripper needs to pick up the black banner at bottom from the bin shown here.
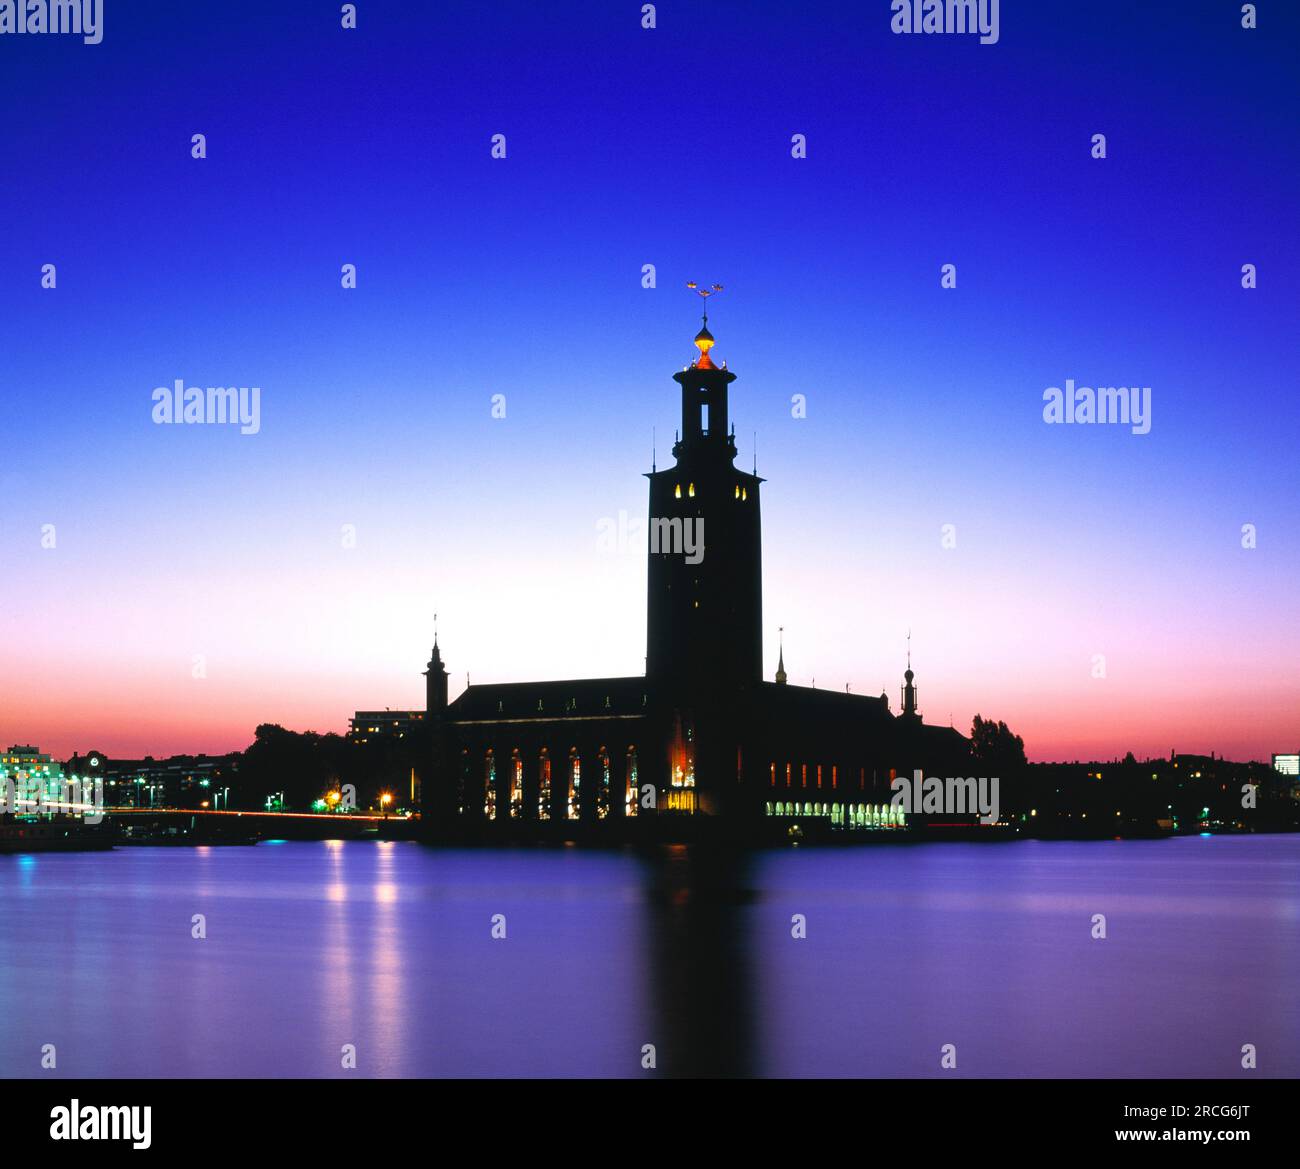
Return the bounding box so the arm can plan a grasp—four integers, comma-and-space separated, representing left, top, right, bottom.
1, 1076, 1289, 1156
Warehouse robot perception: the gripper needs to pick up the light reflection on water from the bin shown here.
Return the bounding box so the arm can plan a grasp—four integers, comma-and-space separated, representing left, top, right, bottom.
0, 836, 1294, 1077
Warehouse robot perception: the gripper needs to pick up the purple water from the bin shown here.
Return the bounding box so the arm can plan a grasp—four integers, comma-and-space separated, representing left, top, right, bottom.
1, 836, 1295, 1077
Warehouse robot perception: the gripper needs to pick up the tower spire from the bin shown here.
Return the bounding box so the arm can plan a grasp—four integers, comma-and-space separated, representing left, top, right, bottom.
775, 626, 787, 685
425, 615, 449, 713
686, 281, 724, 370
901, 632, 919, 721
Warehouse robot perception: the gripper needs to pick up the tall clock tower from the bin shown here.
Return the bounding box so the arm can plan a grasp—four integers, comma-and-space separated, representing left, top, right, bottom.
646, 299, 763, 696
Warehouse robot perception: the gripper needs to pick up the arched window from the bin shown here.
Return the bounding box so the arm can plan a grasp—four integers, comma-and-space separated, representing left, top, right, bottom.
625, 748, 639, 818
597, 747, 611, 820
484, 750, 497, 821
509, 750, 523, 819
537, 749, 552, 820
567, 749, 581, 821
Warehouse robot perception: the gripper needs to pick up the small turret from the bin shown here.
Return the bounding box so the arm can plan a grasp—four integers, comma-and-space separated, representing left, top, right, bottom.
424, 620, 449, 714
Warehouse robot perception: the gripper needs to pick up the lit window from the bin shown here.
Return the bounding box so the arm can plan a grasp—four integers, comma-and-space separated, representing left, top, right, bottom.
688, 483, 695, 497
674, 484, 681, 498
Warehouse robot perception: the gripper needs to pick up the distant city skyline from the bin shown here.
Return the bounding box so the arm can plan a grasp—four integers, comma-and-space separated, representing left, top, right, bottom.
2, 1, 1297, 764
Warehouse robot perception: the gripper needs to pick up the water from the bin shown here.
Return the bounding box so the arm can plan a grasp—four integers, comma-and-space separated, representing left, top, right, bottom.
1, 836, 1295, 1078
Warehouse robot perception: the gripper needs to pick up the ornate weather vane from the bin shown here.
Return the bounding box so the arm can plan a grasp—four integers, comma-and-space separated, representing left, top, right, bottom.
686, 281, 724, 322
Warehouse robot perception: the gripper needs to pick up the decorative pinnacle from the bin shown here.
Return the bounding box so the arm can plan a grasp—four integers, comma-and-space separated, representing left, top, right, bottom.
691, 280, 722, 369
686, 282, 724, 369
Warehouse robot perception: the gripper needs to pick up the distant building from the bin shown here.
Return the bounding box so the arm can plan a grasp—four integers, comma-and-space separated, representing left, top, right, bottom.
1272, 753, 1299, 777
348, 710, 425, 745
1, 745, 66, 812
65, 750, 238, 809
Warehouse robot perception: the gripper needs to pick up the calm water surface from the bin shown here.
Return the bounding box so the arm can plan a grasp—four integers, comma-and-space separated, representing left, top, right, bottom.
1, 836, 1295, 1077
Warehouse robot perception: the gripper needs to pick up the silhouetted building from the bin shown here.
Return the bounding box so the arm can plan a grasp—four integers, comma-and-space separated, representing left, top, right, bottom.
64, 750, 239, 809
421, 312, 970, 834
348, 710, 425, 745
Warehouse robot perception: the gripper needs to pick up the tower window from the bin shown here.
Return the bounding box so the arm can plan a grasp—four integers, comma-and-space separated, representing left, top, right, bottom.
735, 484, 740, 499
688, 483, 695, 498
674, 484, 681, 499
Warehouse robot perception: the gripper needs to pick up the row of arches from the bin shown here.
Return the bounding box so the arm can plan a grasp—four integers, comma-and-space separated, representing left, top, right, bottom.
467, 745, 639, 822
765, 801, 905, 828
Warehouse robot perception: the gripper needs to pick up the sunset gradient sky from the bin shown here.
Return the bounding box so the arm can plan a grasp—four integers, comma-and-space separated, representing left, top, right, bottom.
1, 1, 1297, 762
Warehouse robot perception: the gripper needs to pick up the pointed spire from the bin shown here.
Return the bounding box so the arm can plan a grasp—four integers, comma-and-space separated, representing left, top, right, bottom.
901, 633, 919, 720
425, 615, 449, 712
775, 626, 787, 685
429, 612, 444, 667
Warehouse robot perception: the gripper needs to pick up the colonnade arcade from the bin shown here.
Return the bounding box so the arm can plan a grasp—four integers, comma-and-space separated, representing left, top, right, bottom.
461, 740, 641, 822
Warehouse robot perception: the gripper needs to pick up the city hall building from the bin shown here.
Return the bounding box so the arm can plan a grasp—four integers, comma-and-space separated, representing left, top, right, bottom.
420, 306, 970, 837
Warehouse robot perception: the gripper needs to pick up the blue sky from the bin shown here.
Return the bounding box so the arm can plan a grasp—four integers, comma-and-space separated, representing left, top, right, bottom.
1, 0, 1297, 760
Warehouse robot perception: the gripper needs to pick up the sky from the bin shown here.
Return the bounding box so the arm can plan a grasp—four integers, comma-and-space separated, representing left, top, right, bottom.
1, 0, 1297, 763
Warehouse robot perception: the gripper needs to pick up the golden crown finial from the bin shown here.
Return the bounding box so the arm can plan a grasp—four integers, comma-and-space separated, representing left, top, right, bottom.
686, 282, 723, 369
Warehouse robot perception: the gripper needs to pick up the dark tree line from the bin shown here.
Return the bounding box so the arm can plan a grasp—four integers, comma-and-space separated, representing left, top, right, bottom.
234, 724, 420, 812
